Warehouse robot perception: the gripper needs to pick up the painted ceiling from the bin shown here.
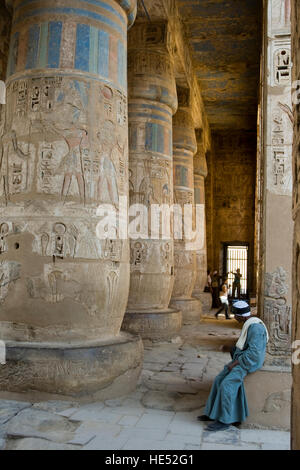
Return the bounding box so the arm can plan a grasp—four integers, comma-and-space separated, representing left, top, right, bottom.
176, 0, 262, 131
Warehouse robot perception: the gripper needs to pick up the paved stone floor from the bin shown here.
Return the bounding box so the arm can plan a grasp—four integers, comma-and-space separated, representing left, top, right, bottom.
0, 307, 291, 450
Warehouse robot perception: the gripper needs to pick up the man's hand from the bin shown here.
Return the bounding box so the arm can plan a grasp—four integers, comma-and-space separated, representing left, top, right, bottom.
227, 360, 239, 372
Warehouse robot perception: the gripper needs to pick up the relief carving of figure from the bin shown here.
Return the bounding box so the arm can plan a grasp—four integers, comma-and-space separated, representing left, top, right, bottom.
55, 127, 88, 204
95, 120, 119, 207
0, 223, 9, 254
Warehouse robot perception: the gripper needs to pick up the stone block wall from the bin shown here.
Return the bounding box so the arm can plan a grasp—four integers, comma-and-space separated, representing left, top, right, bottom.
291, 0, 300, 451
206, 130, 257, 293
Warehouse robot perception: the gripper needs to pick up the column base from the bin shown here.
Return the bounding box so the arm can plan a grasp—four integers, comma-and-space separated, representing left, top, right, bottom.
122, 309, 182, 341
170, 297, 202, 322
192, 291, 211, 314
0, 333, 144, 402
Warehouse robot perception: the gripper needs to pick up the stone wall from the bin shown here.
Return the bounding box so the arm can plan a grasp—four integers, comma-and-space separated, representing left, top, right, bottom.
206, 131, 256, 293
258, 0, 293, 359
291, 0, 300, 451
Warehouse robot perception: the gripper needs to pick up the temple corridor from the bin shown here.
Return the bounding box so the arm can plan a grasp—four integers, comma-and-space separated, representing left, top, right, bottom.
0, 0, 299, 451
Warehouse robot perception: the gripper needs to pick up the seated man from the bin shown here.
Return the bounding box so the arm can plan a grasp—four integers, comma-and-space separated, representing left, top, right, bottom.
198, 300, 269, 432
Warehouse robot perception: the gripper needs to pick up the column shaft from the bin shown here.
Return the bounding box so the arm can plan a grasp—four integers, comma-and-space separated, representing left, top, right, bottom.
122, 21, 182, 340
170, 87, 201, 322
193, 139, 208, 298
0, 0, 143, 399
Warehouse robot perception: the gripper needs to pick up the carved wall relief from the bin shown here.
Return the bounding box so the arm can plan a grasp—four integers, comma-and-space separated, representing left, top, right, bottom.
264, 267, 291, 355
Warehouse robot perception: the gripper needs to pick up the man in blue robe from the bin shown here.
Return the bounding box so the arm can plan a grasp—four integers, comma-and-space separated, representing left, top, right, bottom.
198, 301, 269, 432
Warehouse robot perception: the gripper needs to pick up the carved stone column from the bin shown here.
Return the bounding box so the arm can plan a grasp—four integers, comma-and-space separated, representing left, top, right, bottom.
258, 0, 293, 361
193, 134, 208, 300
291, 0, 300, 451
0, 2, 11, 134
0, 2, 11, 82
122, 21, 182, 340
170, 87, 201, 322
0, 0, 144, 400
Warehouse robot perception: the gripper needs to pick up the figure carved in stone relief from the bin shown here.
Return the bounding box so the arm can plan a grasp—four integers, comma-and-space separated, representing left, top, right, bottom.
0, 223, 9, 254
95, 120, 119, 207
53, 223, 66, 258
55, 128, 88, 204
48, 270, 64, 303
131, 241, 147, 268
41, 233, 49, 257
107, 270, 119, 310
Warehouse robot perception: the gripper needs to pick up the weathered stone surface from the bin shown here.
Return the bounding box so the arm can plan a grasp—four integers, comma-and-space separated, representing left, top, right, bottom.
142, 391, 180, 411
0, 334, 144, 400
244, 367, 292, 430
206, 131, 256, 292
0, 399, 31, 425
122, 310, 182, 341
33, 401, 78, 414
142, 390, 207, 412
0, 2, 11, 82
6, 408, 78, 442
123, 20, 181, 340
144, 372, 198, 394
257, 0, 293, 360
0, 0, 143, 400
193, 136, 208, 298
170, 87, 200, 321
5, 438, 79, 451
291, 0, 300, 450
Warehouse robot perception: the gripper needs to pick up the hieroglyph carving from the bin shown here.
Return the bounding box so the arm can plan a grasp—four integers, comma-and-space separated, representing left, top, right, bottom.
1, 77, 127, 207
264, 267, 291, 355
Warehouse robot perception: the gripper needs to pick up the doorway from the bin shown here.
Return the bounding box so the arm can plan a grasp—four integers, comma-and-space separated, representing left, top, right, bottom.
223, 244, 249, 298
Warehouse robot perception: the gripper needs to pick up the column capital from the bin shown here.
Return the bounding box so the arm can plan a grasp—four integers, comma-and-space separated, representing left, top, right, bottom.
115, 0, 137, 28
194, 154, 208, 178
194, 131, 208, 178
128, 20, 177, 112
6, 0, 137, 29
177, 85, 192, 109
128, 20, 171, 51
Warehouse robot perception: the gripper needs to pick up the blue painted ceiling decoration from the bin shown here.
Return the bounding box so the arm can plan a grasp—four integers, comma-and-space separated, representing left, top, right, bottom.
177, 0, 262, 131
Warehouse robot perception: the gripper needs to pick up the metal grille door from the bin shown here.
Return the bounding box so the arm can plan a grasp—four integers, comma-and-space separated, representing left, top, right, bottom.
226, 246, 248, 296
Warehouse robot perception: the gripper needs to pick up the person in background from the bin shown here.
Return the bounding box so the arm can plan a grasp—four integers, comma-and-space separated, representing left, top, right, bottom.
204, 269, 212, 293
211, 271, 221, 309
232, 268, 242, 299
215, 277, 230, 320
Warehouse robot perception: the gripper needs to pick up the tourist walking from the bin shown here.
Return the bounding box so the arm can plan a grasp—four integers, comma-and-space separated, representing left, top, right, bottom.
215, 278, 230, 319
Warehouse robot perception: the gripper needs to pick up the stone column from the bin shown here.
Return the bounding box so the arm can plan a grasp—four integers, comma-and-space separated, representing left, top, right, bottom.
170, 87, 201, 322
258, 0, 293, 361
0, 2, 11, 82
122, 21, 182, 340
0, 2, 11, 135
291, 0, 300, 451
0, 0, 143, 400
192, 134, 208, 301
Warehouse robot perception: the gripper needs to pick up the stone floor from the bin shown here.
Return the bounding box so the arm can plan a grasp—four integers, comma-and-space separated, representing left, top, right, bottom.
0, 307, 291, 451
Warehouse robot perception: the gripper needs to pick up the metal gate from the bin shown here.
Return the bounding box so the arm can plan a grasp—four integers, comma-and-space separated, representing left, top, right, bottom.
226, 245, 248, 296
